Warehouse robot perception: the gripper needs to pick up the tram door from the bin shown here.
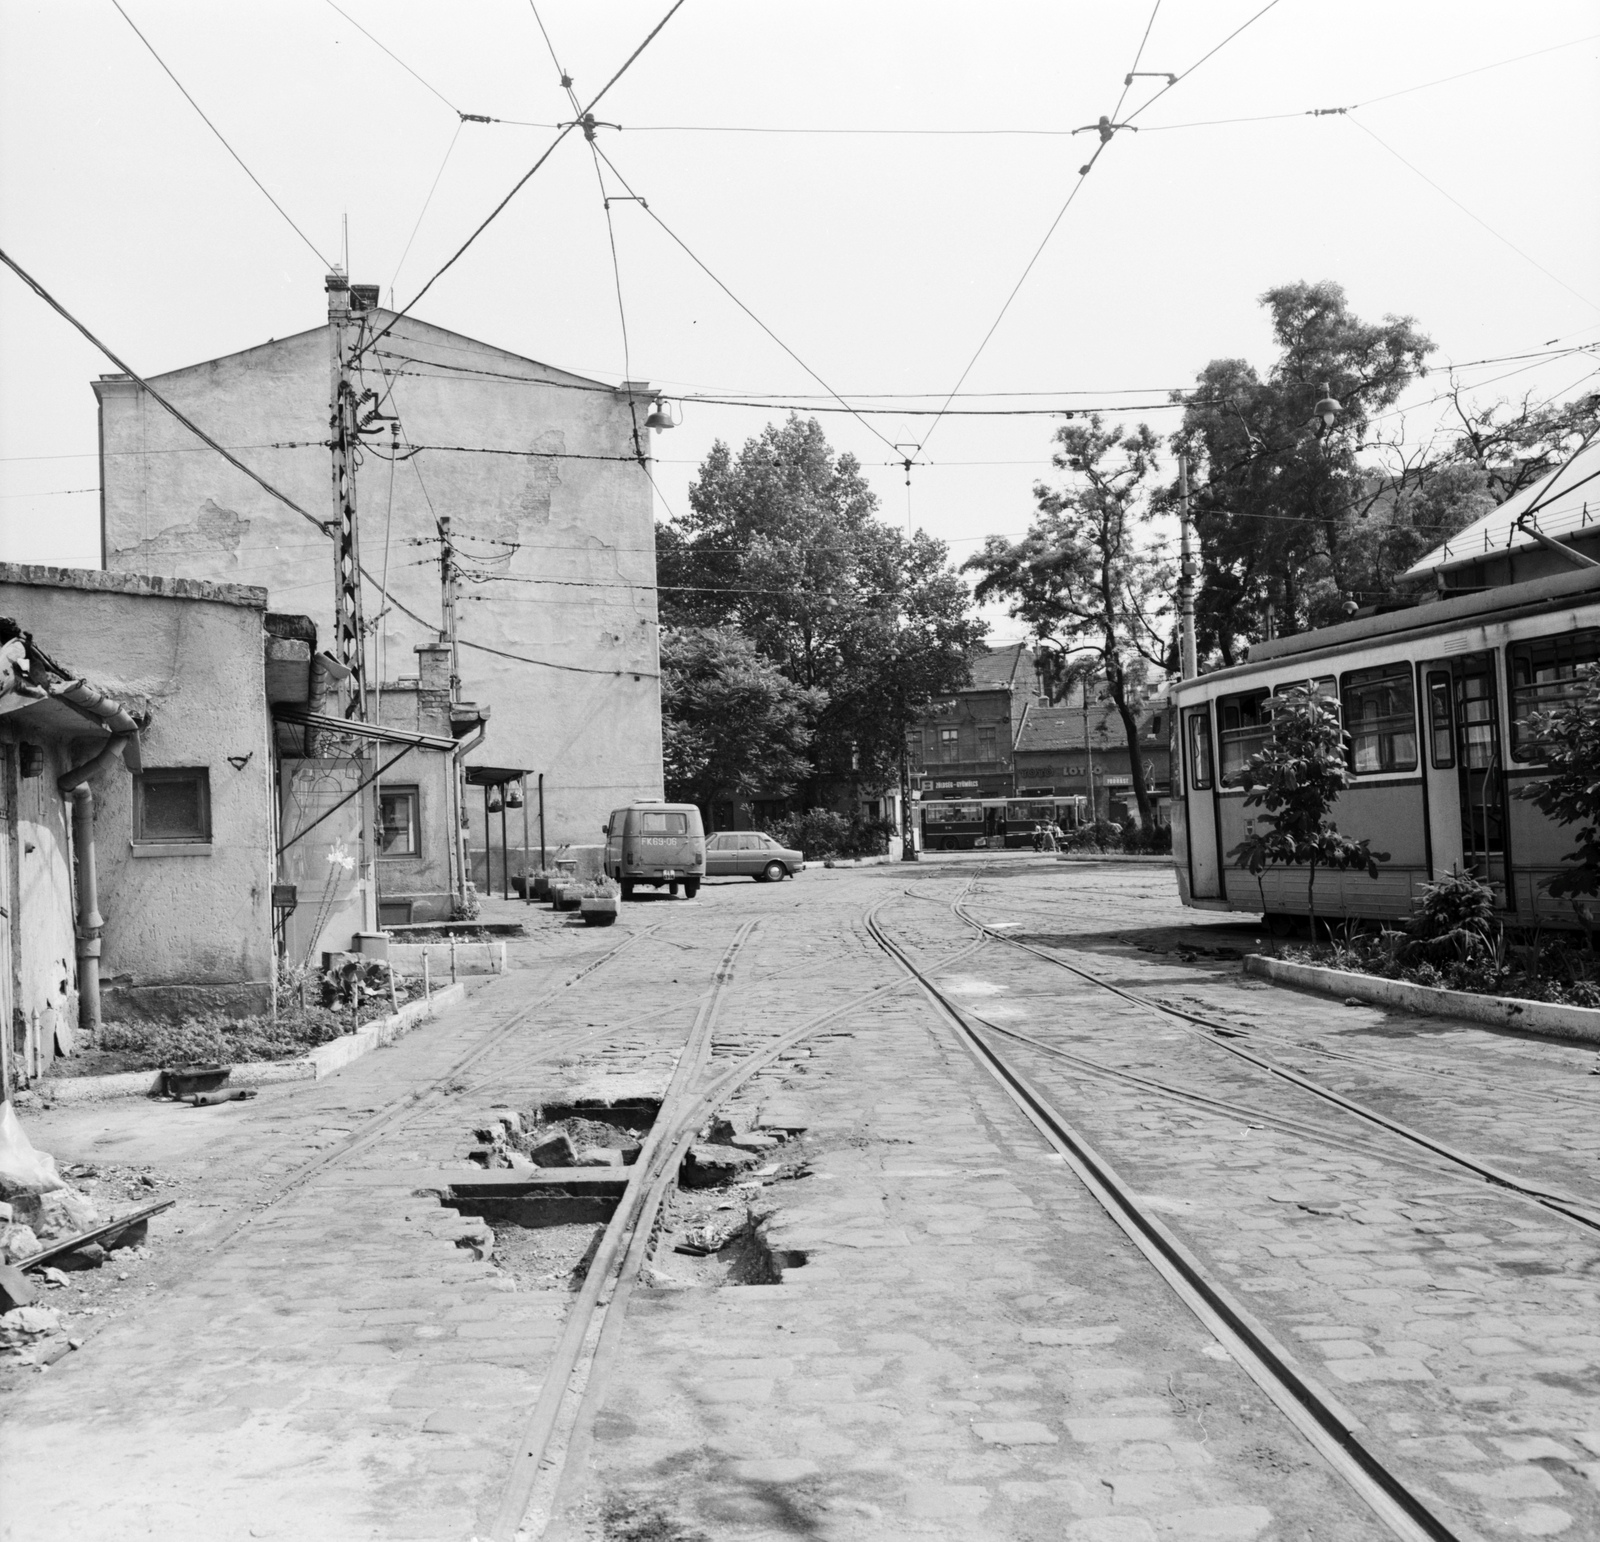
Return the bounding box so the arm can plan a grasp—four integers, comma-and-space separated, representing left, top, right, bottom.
1452, 652, 1509, 900
1420, 664, 1463, 877
1182, 705, 1222, 898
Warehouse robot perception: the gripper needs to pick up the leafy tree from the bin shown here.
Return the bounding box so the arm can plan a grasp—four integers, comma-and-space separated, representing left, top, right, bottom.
1444, 383, 1600, 503
1229, 685, 1387, 936
1173, 281, 1434, 660
964, 415, 1170, 832
1517, 662, 1600, 918
659, 626, 822, 819
659, 414, 985, 805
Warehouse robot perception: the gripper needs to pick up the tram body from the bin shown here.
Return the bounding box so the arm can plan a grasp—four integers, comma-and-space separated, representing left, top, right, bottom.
918, 794, 1090, 851
1171, 569, 1600, 926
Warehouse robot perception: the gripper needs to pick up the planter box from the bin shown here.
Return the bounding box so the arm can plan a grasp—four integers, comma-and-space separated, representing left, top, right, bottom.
580, 897, 619, 927
551, 886, 581, 912
1243, 954, 1600, 1045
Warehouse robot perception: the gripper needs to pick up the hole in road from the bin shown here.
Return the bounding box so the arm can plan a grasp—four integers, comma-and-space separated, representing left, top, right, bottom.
446, 1187, 619, 1292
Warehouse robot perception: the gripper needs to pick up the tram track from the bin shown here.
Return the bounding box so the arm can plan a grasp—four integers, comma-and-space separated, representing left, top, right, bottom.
953, 897, 1600, 1234
864, 900, 1462, 1542
490, 898, 993, 1541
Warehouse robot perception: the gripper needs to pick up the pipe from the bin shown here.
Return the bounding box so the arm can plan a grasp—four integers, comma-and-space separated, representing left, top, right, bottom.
448, 721, 488, 911
521, 774, 531, 903
499, 784, 509, 900
538, 772, 546, 871
71, 785, 103, 1041
1514, 512, 1600, 570
58, 730, 136, 794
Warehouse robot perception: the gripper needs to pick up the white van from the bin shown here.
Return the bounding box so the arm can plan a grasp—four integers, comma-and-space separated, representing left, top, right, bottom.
604, 802, 706, 899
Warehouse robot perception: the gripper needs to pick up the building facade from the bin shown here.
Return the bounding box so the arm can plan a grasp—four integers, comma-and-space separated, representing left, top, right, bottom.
94, 276, 663, 885
1012, 699, 1172, 827
907, 641, 1035, 802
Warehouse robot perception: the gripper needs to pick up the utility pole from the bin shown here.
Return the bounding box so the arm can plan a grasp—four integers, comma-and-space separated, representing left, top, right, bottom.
900, 738, 919, 862
1178, 452, 1198, 681
438, 515, 460, 696
328, 274, 366, 718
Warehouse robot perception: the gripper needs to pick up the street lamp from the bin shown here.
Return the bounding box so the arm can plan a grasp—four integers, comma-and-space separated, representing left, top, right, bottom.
1312, 382, 1341, 435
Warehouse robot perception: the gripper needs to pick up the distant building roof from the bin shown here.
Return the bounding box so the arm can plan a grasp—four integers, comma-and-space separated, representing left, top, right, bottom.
967, 640, 1034, 690
1013, 702, 1161, 754
1403, 437, 1600, 579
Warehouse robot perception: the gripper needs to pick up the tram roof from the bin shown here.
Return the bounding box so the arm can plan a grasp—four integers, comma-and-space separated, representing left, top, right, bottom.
1404, 436, 1600, 578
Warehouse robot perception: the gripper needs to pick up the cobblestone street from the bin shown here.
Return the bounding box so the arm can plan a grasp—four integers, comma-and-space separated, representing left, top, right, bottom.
3, 858, 1598, 1541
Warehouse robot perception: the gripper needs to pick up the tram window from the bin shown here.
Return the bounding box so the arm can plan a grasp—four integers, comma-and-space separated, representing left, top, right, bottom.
1186, 712, 1213, 790
1341, 664, 1417, 774
1426, 672, 1454, 769
1217, 691, 1269, 786
1508, 628, 1600, 761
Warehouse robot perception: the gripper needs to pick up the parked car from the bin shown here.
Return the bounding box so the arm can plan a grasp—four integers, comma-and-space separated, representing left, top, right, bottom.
604, 802, 706, 899
704, 831, 806, 882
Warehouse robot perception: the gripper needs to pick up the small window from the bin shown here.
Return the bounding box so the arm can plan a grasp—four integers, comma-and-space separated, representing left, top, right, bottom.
1186, 711, 1213, 790
977, 726, 998, 761
1426, 672, 1454, 769
378, 787, 420, 856
940, 727, 960, 764
641, 811, 688, 834
1341, 665, 1417, 774
1509, 628, 1600, 761
134, 767, 211, 843
1217, 691, 1269, 786
1150, 714, 1161, 738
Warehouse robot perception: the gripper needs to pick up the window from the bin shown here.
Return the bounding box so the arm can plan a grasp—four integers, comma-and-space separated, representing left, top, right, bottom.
1217, 691, 1269, 786
1509, 628, 1600, 761
378, 787, 420, 856
977, 726, 998, 761
1341, 665, 1417, 774
641, 811, 688, 834
707, 833, 734, 849
1186, 711, 1213, 790
1426, 672, 1454, 769
1149, 714, 1161, 738
133, 767, 210, 843
940, 727, 960, 764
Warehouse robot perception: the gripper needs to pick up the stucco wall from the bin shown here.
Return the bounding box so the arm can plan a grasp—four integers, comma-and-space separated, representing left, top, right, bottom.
96, 305, 665, 870
372, 648, 458, 922
0, 567, 275, 1022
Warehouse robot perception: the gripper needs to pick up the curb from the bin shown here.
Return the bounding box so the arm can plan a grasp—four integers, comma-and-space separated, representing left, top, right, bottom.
388, 941, 506, 977
39, 981, 470, 1104
1054, 853, 1172, 865
1243, 954, 1600, 1045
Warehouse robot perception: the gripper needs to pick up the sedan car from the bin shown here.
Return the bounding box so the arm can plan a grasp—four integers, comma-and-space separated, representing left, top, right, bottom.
704, 831, 806, 881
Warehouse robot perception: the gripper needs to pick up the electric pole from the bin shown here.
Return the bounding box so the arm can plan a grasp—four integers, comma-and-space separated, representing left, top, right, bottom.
328, 275, 366, 718
1178, 452, 1197, 681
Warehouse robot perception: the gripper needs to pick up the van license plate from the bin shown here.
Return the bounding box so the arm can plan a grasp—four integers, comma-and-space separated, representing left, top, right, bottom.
660, 868, 678, 877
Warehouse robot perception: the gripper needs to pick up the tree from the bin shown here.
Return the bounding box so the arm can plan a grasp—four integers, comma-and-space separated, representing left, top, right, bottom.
659, 626, 822, 819
1444, 382, 1600, 503
1173, 281, 1435, 661
1229, 686, 1387, 936
659, 415, 985, 805
1517, 662, 1600, 921
964, 415, 1170, 832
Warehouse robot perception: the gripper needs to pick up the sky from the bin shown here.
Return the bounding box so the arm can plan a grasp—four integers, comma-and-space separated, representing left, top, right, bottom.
2, 1, 1597, 640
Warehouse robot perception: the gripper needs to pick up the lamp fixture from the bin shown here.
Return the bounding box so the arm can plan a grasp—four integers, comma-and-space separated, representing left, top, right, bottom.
1313, 383, 1341, 433
644, 397, 679, 431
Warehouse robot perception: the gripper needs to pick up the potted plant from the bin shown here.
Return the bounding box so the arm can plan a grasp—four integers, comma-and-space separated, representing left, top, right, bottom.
579, 879, 621, 926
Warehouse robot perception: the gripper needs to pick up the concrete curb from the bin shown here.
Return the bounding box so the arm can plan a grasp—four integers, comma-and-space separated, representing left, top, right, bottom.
387, 941, 505, 977
1243, 954, 1600, 1045
820, 856, 894, 868
1055, 853, 1172, 865
40, 981, 469, 1103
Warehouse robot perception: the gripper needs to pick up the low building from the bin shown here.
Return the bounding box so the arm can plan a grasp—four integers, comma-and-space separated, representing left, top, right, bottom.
1011, 697, 1172, 827
0, 564, 278, 1085
908, 641, 1036, 802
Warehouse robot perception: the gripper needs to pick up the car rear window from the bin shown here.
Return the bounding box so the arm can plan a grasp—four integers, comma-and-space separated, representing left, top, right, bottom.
640, 811, 688, 834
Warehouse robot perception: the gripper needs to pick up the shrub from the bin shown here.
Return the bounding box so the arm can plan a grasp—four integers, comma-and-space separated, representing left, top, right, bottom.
763, 809, 889, 859
1404, 869, 1499, 966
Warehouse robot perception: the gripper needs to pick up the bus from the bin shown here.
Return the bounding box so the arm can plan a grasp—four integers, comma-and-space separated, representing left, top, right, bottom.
1170, 568, 1600, 927
918, 794, 1090, 852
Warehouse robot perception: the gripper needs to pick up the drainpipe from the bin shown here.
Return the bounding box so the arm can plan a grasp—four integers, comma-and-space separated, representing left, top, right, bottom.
70, 785, 103, 1042
451, 721, 487, 908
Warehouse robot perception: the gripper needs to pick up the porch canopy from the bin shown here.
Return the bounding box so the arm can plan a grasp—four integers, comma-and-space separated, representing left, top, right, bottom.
464, 766, 536, 901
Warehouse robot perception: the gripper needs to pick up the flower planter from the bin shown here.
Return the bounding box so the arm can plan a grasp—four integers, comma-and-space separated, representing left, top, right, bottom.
580, 897, 619, 926
530, 875, 551, 901
551, 885, 580, 912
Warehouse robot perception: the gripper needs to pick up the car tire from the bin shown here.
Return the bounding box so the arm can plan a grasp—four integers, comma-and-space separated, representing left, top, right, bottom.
684, 878, 700, 899
761, 860, 786, 883
621, 880, 634, 902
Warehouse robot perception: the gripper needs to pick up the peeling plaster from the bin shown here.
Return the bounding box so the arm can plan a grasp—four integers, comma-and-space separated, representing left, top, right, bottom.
110, 499, 250, 574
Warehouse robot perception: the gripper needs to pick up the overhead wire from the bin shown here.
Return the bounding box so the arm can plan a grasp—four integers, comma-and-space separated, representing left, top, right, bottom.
110, 0, 332, 268
322, 0, 460, 116
351, 0, 686, 367
389, 121, 464, 300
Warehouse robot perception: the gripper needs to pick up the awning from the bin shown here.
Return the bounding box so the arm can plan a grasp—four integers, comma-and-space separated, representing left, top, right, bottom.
272, 706, 456, 753
464, 765, 533, 787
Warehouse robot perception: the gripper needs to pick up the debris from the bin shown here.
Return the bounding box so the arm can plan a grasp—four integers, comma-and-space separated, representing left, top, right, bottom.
728, 1132, 779, 1153
162, 1066, 231, 1099
54, 1243, 106, 1272
16, 1198, 175, 1273
188, 1087, 257, 1107
0, 1201, 12, 1223
38, 1267, 69, 1288
0, 1224, 42, 1265
681, 1144, 761, 1189
528, 1132, 577, 1168
0, 1304, 62, 1349
24, 1188, 99, 1242
574, 1146, 625, 1168
0, 1264, 37, 1311
1343, 997, 1365, 1008
0, 1103, 66, 1200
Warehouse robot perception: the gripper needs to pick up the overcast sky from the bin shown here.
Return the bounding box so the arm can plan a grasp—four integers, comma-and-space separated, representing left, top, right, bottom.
2, 1, 1597, 636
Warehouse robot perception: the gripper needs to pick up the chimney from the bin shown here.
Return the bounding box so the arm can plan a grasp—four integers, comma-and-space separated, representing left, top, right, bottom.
350, 284, 380, 313
326, 271, 350, 321
415, 641, 452, 696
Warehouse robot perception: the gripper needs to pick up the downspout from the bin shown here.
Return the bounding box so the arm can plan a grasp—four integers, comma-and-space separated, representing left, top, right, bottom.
452, 721, 487, 909
69, 786, 103, 1043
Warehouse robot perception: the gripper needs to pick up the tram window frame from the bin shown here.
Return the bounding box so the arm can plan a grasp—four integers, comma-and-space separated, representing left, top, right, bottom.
1217, 690, 1270, 787
1185, 709, 1214, 790
1507, 627, 1600, 762
1426, 671, 1455, 769
1340, 663, 1418, 775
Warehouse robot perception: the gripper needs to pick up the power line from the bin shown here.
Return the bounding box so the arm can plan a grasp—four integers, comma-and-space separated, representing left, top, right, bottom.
352, 0, 686, 367
111, 0, 332, 268
390, 121, 464, 299
1346, 116, 1599, 314
322, 0, 459, 115
0, 247, 330, 536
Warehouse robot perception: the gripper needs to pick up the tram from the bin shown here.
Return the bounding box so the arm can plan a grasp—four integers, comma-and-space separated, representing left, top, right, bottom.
918, 794, 1090, 851
1170, 568, 1600, 927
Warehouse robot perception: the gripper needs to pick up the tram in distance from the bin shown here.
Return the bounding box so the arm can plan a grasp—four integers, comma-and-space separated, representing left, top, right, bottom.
917, 794, 1090, 851
1170, 567, 1600, 928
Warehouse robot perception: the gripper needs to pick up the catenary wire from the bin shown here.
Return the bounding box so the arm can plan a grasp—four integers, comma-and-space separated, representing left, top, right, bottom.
322, 0, 459, 115
390, 121, 464, 299
111, 0, 332, 267
352, 0, 686, 367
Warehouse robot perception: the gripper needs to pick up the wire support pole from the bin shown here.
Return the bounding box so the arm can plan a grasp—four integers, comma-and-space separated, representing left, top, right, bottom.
1178, 451, 1198, 680
329, 283, 367, 718
439, 514, 461, 689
